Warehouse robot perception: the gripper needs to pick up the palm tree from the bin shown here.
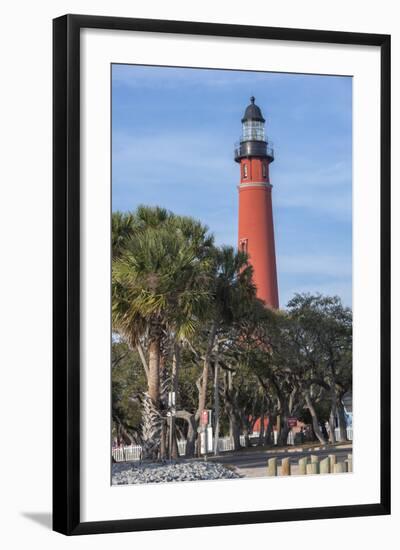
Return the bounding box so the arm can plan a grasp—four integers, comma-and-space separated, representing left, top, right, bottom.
197, 246, 256, 453
112, 211, 136, 260
112, 207, 214, 456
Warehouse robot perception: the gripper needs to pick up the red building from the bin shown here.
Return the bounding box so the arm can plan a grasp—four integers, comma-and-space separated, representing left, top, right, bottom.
235, 97, 279, 308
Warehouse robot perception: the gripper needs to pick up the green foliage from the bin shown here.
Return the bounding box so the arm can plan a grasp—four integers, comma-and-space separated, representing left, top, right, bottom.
112, 341, 146, 438
111, 207, 353, 447
112, 207, 214, 346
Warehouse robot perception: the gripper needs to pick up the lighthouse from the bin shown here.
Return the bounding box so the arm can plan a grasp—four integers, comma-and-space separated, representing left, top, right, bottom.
234, 97, 279, 308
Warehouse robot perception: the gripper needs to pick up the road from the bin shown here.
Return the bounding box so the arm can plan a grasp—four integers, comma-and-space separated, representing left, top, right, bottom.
205, 444, 353, 477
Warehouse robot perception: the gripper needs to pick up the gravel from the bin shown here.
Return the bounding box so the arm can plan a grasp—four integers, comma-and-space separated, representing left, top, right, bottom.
112, 460, 242, 485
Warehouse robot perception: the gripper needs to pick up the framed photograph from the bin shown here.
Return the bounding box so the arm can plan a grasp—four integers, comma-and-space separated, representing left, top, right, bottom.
53, 14, 390, 535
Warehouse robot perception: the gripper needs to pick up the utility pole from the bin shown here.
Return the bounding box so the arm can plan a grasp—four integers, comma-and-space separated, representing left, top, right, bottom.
168, 391, 176, 461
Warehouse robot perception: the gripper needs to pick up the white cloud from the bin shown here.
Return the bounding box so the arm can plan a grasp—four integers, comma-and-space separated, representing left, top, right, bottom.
273, 160, 352, 220
112, 64, 287, 91
113, 129, 233, 175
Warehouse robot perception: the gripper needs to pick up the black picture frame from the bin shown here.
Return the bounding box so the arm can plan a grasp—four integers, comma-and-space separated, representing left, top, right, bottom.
53, 14, 391, 536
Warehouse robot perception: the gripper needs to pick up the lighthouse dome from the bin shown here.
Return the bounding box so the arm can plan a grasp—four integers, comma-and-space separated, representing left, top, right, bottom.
241, 96, 265, 123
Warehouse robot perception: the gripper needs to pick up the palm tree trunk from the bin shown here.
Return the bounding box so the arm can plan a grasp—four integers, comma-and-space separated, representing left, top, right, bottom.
148, 339, 160, 405
227, 370, 241, 451
197, 323, 217, 456
198, 322, 217, 415
136, 341, 149, 379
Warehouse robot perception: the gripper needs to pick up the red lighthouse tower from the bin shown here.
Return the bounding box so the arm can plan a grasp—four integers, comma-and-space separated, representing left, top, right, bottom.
235, 97, 279, 308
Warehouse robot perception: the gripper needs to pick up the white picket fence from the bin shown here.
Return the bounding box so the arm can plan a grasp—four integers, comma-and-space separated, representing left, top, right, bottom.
217, 436, 234, 452
112, 436, 243, 462
334, 426, 353, 441
177, 439, 187, 456
112, 444, 142, 462
181, 436, 238, 455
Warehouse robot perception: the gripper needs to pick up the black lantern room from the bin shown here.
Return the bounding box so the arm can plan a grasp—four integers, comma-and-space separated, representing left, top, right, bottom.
234, 97, 274, 163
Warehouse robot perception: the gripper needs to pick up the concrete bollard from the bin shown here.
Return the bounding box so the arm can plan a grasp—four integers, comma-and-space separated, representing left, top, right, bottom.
329, 454, 337, 471
281, 457, 291, 476
333, 462, 346, 473
319, 457, 330, 474
267, 457, 277, 476
306, 462, 319, 475
347, 454, 353, 472
298, 457, 307, 475
309, 456, 319, 473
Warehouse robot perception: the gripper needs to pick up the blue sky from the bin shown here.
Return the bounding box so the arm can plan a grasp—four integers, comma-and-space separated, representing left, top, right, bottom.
112, 64, 352, 308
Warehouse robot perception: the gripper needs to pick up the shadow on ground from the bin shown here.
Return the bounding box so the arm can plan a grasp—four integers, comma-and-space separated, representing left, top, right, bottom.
22, 512, 52, 530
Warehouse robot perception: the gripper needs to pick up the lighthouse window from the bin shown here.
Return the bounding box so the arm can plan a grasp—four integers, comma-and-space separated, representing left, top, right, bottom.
242, 120, 265, 142
243, 164, 248, 178
262, 163, 266, 178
